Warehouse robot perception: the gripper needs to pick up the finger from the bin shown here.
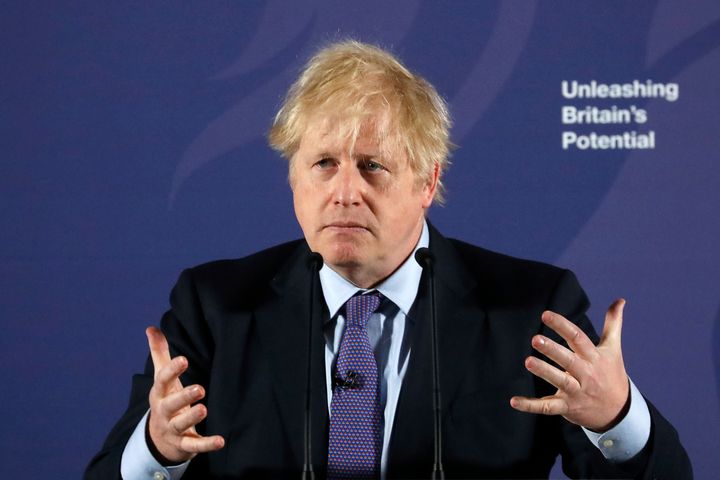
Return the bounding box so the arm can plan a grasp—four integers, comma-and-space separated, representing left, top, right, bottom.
510, 395, 568, 416
178, 434, 225, 454
524, 356, 581, 394
160, 385, 205, 418
147, 327, 172, 376
153, 355, 188, 396
600, 298, 626, 347
531, 335, 588, 380
169, 403, 208, 433
542, 311, 597, 359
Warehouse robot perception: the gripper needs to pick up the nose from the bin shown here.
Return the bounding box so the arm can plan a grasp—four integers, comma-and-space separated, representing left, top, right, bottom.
332, 163, 363, 206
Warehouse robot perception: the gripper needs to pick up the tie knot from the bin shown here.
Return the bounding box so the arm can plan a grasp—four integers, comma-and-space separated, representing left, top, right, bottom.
345, 291, 382, 328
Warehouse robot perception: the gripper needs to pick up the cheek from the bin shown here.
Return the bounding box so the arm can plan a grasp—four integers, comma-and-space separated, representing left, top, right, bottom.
387, 181, 424, 213
293, 183, 324, 229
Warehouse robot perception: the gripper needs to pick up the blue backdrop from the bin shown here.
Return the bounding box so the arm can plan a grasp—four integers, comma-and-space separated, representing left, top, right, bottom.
2, 1, 719, 478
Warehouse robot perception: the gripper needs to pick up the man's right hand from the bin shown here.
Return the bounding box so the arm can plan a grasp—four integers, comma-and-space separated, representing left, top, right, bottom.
145, 326, 225, 463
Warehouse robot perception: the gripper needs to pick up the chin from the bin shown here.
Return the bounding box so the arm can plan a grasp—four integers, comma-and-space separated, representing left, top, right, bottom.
322, 243, 365, 269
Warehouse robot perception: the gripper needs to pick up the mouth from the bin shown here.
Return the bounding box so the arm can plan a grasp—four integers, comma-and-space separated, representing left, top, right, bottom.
323, 222, 370, 233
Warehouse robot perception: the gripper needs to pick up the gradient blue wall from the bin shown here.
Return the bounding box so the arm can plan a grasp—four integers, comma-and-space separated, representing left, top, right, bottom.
2, 1, 718, 477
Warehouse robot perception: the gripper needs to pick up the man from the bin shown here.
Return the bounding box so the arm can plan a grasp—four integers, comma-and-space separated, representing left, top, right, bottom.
86, 41, 691, 479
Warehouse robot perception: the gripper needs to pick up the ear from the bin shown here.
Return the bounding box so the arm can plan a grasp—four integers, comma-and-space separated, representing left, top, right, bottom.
420, 163, 440, 208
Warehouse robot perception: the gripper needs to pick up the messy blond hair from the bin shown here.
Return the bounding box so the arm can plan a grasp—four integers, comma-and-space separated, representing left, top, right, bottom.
268, 40, 451, 203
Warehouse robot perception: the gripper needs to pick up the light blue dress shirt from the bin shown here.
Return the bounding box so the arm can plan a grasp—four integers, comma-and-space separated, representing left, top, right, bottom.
121, 221, 650, 479
319, 220, 429, 479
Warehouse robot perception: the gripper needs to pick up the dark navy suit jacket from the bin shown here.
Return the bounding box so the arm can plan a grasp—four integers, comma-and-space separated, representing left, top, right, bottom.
86, 225, 691, 479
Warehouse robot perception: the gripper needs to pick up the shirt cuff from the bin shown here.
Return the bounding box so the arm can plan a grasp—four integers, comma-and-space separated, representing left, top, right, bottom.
120, 410, 190, 480
582, 378, 651, 461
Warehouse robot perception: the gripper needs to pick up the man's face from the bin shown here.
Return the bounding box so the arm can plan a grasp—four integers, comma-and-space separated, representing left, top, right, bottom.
291, 117, 436, 287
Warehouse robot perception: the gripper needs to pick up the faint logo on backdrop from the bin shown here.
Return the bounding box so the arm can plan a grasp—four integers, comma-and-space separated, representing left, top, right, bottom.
168, 0, 537, 206
167, 2, 720, 272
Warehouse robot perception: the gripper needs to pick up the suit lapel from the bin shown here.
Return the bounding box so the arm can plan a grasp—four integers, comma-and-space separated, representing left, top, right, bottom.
252, 227, 490, 476
253, 243, 329, 472
387, 225, 487, 477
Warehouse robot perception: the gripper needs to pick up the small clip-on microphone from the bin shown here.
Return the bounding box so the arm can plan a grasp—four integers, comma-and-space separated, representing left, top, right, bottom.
332, 370, 360, 391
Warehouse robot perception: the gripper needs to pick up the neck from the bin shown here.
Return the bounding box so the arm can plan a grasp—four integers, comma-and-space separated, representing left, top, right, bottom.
334, 266, 388, 289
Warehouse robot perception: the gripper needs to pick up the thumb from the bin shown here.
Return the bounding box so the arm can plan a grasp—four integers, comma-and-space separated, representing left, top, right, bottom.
600, 298, 626, 347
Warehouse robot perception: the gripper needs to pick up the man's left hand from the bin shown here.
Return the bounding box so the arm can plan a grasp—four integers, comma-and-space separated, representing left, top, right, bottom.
510, 299, 630, 432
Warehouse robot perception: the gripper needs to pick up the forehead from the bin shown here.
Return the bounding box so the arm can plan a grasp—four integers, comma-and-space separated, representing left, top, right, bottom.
297, 113, 400, 157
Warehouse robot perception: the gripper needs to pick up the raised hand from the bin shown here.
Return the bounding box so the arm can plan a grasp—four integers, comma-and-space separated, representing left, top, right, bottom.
145, 326, 225, 463
510, 299, 630, 431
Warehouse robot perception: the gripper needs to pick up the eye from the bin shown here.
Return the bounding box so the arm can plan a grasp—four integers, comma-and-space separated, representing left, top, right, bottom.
360, 159, 387, 173
314, 158, 335, 169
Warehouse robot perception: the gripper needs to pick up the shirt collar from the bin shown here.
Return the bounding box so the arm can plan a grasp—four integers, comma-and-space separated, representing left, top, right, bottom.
318, 220, 429, 319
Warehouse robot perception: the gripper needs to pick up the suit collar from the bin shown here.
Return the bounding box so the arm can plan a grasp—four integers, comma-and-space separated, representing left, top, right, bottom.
427, 221, 478, 298
269, 240, 312, 295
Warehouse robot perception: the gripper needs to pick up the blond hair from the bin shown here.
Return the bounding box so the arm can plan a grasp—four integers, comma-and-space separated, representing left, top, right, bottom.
268, 40, 451, 203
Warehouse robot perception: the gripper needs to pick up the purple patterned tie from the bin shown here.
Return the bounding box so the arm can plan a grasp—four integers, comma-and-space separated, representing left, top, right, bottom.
327, 292, 383, 479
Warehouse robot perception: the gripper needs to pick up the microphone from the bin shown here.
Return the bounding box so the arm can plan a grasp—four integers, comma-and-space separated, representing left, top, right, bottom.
303, 252, 323, 480
307, 252, 323, 272
414, 247, 445, 480
414, 247, 435, 270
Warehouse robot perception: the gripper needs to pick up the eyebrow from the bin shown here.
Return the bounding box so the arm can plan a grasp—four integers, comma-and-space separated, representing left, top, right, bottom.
310, 151, 339, 160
